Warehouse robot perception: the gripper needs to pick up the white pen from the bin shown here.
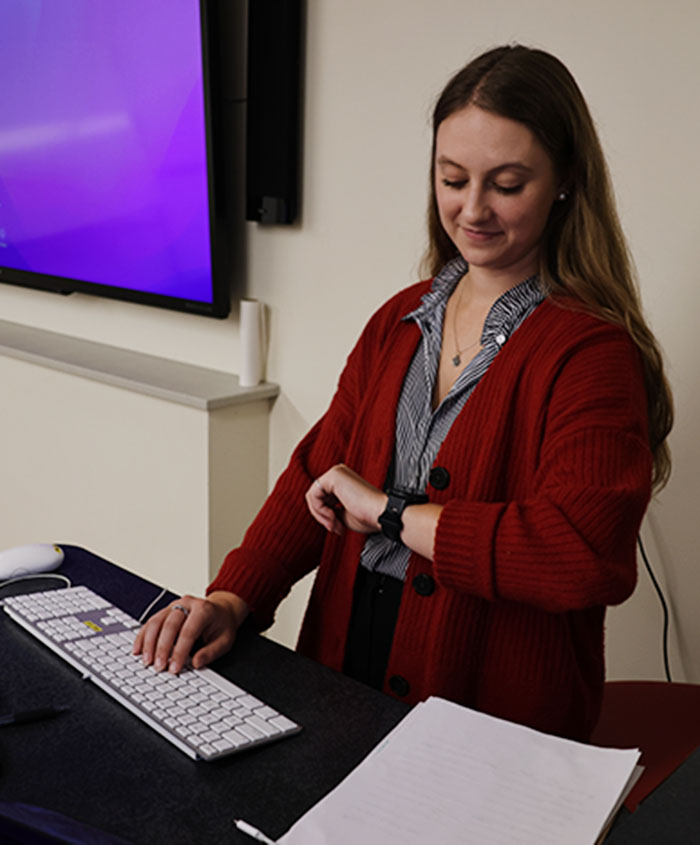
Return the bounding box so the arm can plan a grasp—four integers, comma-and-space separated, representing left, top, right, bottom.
233, 818, 276, 844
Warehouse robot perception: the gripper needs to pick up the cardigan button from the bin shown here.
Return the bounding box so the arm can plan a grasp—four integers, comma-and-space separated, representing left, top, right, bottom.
412, 573, 435, 596
429, 466, 450, 490
388, 675, 410, 697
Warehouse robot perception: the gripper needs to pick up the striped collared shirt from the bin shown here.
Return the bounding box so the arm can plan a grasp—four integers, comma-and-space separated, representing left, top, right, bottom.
360, 256, 545, 580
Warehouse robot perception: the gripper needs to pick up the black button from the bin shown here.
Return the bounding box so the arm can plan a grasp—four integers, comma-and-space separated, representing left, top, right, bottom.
429, 466, 450, 490
412, 573, 436, 596
389, 675, 410, 697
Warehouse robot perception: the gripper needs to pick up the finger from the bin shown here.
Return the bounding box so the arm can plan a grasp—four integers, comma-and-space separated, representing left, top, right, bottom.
306, 482, 328, 511
306, 491, 343, 534
151, 604, 192, 672
318, 506, 345, 535
166, 607, 209, 674
305, 486, 329, 524
308, 473, 342, 505
191, 629, 235, 669
306, 482, 346, 531
132, 624, 145, 655
134, 607, 170, 664
132, 606, 169, 655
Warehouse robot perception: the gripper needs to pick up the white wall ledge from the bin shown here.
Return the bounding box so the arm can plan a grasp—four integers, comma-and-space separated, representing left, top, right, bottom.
0, 319, 278, 411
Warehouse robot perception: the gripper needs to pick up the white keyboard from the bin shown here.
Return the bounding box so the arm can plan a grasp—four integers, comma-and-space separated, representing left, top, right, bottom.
3, 585, 301, 761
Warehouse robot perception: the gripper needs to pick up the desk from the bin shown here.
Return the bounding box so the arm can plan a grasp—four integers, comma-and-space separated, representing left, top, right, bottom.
2, 547, 700, 844
604, 747, 700, 844
0, 547, 410, 844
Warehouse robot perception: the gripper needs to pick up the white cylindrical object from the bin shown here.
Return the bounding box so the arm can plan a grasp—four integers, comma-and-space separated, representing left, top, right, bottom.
239, 299, 264, 387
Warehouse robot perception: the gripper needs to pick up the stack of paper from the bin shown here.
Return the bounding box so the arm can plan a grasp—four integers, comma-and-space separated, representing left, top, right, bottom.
278, 697, 641, 845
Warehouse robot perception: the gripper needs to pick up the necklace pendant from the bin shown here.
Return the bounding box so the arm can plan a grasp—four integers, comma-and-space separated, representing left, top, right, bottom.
452, 354, 461, 367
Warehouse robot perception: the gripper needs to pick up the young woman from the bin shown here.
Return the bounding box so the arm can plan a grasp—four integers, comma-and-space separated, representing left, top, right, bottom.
134, 45, 672, 741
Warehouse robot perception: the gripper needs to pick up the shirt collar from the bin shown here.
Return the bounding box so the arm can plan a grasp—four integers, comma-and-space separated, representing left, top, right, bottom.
404, 257, 468, 324
404, 257, 545, 345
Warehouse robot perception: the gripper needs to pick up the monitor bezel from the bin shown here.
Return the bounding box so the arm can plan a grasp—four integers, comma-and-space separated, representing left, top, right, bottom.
0, 0, 230, 319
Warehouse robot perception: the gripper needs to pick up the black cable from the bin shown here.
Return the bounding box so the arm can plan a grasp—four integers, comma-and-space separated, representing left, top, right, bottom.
637, 534, 672, 682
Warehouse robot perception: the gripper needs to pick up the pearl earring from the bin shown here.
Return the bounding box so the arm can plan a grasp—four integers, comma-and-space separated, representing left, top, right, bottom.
558, 191, 568, 201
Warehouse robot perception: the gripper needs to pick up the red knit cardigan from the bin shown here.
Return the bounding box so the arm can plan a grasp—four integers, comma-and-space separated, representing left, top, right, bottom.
209, 281, 652, 740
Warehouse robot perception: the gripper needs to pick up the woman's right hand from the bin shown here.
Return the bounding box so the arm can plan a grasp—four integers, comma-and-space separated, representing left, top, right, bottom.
132, 590, 249, 675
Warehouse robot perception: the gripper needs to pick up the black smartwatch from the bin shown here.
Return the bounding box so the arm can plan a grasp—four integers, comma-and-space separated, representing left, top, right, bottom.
378, 488, 429, 542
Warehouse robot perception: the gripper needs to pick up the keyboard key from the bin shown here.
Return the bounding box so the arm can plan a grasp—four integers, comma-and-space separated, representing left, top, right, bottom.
271, 715, 298, 732
210, 708, 229, 720
236, 723, 265, 742
245, 715, 281, 737
255, 706, 279, 720
238, 695, 263, 710
233, 706, 253, 718
222, 729, 250, 747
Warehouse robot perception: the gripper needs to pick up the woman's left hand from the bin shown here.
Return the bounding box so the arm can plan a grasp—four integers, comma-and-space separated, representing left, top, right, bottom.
305, 464, 387, 536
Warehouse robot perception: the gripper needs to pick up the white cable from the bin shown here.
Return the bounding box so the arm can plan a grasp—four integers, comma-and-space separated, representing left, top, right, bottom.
138, 587, 168, 623
0, 572, 72, 598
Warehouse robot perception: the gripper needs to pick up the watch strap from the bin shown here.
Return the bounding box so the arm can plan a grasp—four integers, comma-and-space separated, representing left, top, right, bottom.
378, 488, 429, 542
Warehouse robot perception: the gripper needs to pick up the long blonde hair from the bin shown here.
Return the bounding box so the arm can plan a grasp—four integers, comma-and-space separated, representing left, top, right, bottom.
422, 45, 672, 490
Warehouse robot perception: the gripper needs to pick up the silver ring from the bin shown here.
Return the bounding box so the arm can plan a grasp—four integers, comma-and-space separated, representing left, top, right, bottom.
171, 604, 190, 617
314, 479, 324, 491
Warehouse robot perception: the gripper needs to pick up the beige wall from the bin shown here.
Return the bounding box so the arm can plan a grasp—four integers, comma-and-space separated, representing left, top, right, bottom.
0, 352, 273, 598
2, 1, 698, 682
0, 355, 210, 595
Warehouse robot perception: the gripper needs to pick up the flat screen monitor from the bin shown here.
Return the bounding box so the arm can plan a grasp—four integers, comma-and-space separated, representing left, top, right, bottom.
0, 0, 229, 318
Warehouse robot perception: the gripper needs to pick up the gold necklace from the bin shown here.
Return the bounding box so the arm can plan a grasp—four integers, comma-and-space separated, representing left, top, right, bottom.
451, 283, 481, 367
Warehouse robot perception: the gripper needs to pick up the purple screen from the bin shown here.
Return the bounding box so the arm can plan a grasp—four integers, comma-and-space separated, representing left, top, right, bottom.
0, 1, 215, 305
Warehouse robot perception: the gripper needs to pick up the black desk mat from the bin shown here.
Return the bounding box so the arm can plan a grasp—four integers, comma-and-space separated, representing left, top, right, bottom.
1, 546, 411, 844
